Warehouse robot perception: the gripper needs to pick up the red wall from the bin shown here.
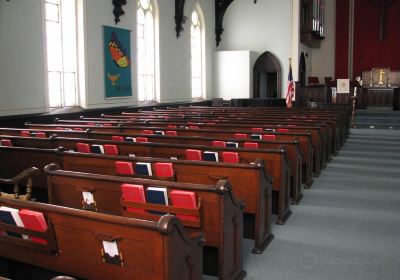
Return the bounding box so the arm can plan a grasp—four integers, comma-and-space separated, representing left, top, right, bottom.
335, 0, 350, 79
336, 0, 400, 79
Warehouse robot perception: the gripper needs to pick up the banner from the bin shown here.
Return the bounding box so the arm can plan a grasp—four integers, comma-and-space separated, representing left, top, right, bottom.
103, 26, 132, 98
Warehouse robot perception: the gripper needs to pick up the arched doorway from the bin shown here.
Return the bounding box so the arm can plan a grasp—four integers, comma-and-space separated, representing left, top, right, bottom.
253, 52, 282, 98
299, 52, 306, 87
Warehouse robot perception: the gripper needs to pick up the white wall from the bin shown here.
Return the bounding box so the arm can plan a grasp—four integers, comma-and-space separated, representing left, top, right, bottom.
0, 1, 47, 116
158, 0, 215, 103
0, 0, 216, 116
83, 0, 137, 109
214, 51, 257, 99
311, 0, 336, 79
82, 0, 216, 107
217, 0, 293, 98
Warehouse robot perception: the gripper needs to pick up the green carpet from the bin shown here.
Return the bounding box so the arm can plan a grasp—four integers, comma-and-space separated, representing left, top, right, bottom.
207, 129, 400, 279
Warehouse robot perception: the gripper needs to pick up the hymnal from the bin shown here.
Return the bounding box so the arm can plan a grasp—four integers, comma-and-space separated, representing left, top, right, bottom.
135, 162, 153, 176
264, 128, 276, 132
262, 134, 276, 141
234, 133, 248, 139
226, 142, 239, 148
203, 151, 219, 162
250, 134, 262, 140
34, 132, 47, 138
0, 206, 27, 239
112, 136, 124, 141
121, 184, 146, 213
20, 131, 31, 137
19, 209, 48, 244
0, 139, 13, 147
136, 137, 148, 143
185, 149, 202, 161
154, 131, 165, 135
244, 142, 259, 149
91, 144, 105, 154
165, 130, 177, 136
115, 161, 134, 175
251, 128, 263, 132
125, 137, 136, 142
277, 128, 289, 133
142, 130, 154, 135
104, 144, 119, 155
222, 152, 240, 163
170, 190, 198, 221
212, 141, 226, 147
76, 143, 91, 153
146, 187, 168, 215
154, 163, 174, 177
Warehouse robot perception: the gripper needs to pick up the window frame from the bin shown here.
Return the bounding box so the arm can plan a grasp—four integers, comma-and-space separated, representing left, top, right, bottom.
190, 7, 205, 100
44, 0, 79, 108
137, 0, 157, 102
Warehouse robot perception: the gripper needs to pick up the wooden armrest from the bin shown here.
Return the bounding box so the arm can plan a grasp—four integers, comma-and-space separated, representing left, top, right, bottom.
0, 167, 40, 185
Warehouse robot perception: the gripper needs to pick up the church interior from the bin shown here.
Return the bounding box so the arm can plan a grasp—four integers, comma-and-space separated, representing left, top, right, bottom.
0, 0, 399, 279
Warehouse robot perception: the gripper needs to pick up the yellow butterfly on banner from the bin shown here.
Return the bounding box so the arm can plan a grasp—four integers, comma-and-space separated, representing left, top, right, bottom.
109, 31, 130, 68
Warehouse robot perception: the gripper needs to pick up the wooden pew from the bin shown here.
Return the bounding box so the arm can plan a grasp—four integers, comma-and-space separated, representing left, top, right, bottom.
1, 134, 291, 224
0, 142, 273, 254
115, 107, 347, 150
95, 114, 336, 159
77, 116, 330, 170
50, 137, 292, 225
44, 164, 246, 279
0, 197, 204, 280
81, 131, 303, 203
53, 118, 326, 173
137, 105, 350, 137
24, 123, 318, 178
1, 127, 308, 191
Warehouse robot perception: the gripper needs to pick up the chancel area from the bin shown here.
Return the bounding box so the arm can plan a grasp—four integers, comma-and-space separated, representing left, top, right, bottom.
0, 1, 399, 280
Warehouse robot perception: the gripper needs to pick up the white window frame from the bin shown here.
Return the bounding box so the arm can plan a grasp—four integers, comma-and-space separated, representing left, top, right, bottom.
44, 0, 79, 108
137, 0, 158, 102
191, 6, 205, 100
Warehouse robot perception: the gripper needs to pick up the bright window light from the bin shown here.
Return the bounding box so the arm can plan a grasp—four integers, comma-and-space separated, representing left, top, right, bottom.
45, 0, 78, 108
191, 10, 203, 99
137, 0, 155, 102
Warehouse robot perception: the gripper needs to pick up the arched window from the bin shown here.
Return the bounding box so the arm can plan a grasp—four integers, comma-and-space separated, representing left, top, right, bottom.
44, 0, 78, 108
137, 0, 156, 102
191, 9, 203, 99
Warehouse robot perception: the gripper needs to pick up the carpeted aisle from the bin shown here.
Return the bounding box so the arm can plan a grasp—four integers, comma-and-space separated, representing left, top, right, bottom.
207, 129, 400, 280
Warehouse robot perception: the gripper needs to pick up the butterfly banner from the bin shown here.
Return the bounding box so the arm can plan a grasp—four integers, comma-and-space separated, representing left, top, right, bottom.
103, 26, 132, 98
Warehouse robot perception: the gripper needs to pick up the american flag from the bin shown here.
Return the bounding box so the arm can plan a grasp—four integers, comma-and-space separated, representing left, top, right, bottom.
286, 60, 294, 108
